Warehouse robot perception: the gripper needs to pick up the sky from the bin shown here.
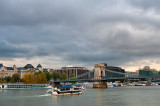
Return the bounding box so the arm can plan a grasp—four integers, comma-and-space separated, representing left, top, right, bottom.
0, 0, 160, 71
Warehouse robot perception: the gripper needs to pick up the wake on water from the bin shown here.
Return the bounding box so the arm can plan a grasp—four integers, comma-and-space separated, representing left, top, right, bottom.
36, 94, 51, 97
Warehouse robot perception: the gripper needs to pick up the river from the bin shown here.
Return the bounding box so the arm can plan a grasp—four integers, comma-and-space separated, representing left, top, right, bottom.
0, 86, 160, 106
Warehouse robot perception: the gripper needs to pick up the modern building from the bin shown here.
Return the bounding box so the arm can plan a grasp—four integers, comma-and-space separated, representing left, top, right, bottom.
49, 66, 89, 79
139, 66, 158, 76
105, 66, 125, 77
125, 71, 139, 77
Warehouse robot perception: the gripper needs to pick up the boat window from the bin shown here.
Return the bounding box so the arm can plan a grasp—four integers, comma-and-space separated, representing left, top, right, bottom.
66, 88, 70, 90
74, 88, 80, 90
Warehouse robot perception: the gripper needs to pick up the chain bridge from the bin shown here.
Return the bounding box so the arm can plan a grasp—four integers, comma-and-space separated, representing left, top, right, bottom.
53, 63, 160, 88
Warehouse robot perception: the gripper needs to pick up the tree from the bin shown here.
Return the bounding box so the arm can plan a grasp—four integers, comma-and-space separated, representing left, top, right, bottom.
60, 72, 67, 80
34, 71, 43, 75
0, 79, 6, 83
70, 73, 75, 78
32, 75, 39, 83
11, 74, 20, 83
70, 73, 77, 84
37, 73, 47, 83
23, 73, 33, 84
52, 72, 60, 81
32, 74, 46, 84
44, 72, 52, 81
5, 76, 12, 82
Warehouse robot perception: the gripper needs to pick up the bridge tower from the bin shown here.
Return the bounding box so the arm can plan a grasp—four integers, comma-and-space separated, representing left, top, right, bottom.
93, 63, 107, 88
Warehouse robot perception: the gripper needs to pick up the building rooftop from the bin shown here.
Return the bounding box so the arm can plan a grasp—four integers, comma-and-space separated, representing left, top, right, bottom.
17, 67, 27, 70
24, 64, 34, 69
6, 67, 14, 70
61, 67, 86, 70
0, 64, 3, 68
37, 64, 42, 68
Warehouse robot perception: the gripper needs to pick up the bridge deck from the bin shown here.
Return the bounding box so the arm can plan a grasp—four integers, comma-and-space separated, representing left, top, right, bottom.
54, 69, 160, 82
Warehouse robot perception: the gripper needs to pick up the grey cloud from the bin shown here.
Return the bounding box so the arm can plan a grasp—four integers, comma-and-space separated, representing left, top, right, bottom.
0, 0, 95, 27
0, 0, 160, 68
127, 0, 160, 10
0, 41, 29, 58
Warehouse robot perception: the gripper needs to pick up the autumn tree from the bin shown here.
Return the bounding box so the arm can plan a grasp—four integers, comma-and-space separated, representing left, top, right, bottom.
32, 71, 47, 83
70, 73, 77, 84
34, 71, 43, 75
37, 73, 47, 83
32, 75, 38, 83
0, 79, 7, 83
23, 73, 33, 84
60, 72, 67, 80
70, 73, 75, 78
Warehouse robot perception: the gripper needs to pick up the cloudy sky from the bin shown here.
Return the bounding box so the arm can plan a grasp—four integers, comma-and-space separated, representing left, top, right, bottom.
0, 0, 160, 71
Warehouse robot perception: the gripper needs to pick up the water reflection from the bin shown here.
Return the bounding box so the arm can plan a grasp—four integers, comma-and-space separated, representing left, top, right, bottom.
51, 96, 58, 105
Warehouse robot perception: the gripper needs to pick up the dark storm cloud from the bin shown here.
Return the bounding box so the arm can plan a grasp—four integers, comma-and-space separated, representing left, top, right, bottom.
0, 0, 93, 26
0, 0, 160, 67
0, 41, 29, 57
127, 0, 160, 10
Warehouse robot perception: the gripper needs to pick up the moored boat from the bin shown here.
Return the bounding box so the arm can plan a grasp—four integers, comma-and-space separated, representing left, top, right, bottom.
107, 82, 113, 88
0, 84, 52, 90
134, 83, 146, 86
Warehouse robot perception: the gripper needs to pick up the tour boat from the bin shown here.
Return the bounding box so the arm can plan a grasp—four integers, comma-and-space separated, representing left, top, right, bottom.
72, 84, 86, 90
47, 85, 82, 96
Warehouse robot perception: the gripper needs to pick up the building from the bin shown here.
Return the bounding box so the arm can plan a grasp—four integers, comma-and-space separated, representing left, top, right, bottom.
105, 66, 125, 77
18, 64, 36, 78
139, 66, 158, 76
18, 64, 44, 78
49, 66, 89, 79
0, 64, 17, 78
0, 63, 43, 79
94, 63, 125, 79
43, 68, 49, 72
125, 71, 139, 77
36, 64, 42, 71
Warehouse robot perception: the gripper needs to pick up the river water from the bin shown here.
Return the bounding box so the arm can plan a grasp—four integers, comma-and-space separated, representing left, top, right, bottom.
0, 86, 160, 106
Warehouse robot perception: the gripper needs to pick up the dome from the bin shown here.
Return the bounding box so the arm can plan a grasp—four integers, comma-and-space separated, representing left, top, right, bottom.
37, 64, 42, 68
24, 64, 34, 69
